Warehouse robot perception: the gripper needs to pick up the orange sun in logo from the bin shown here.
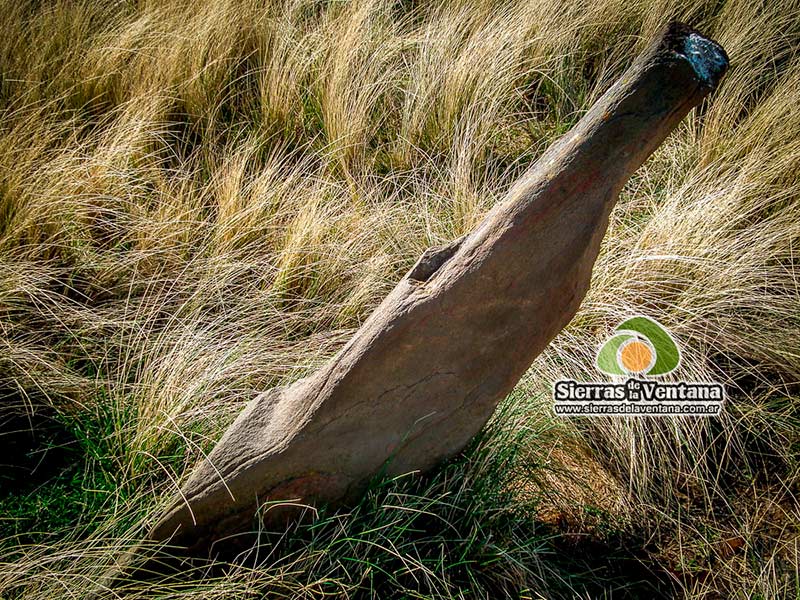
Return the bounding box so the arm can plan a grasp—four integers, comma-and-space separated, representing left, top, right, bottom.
619, 339, 654, 373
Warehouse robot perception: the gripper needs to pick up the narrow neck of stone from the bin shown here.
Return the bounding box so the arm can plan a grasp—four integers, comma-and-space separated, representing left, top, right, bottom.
501, 24, 728, 223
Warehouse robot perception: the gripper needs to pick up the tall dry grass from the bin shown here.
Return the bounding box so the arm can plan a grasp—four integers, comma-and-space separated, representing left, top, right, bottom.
0, 0, 798, 598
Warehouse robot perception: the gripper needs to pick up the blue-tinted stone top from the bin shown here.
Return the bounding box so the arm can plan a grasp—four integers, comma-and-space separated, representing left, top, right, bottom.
684, 32, 728, 86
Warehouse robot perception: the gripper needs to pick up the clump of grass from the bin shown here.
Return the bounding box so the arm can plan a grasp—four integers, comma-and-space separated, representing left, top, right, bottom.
1, 0, 798, 598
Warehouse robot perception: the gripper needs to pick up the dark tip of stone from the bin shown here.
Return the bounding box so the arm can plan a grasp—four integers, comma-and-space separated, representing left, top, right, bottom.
683, 32, 729, 87
661, 21, 729, 89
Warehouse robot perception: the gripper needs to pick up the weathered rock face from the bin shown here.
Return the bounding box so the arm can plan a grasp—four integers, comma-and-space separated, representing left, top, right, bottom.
150, 22, 728, 553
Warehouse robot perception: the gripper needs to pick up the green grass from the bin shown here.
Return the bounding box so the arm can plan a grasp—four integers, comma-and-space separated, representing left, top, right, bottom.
1, 0, 799, 597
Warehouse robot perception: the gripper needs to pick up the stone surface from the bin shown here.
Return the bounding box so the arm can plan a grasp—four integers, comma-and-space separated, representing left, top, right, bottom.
149, 22, 728, 553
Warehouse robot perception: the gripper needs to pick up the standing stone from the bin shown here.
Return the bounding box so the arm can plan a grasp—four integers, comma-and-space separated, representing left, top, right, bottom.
149, 22, 728, 554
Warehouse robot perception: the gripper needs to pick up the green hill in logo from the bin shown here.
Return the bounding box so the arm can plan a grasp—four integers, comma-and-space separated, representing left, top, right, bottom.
596, 316, 681, 376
